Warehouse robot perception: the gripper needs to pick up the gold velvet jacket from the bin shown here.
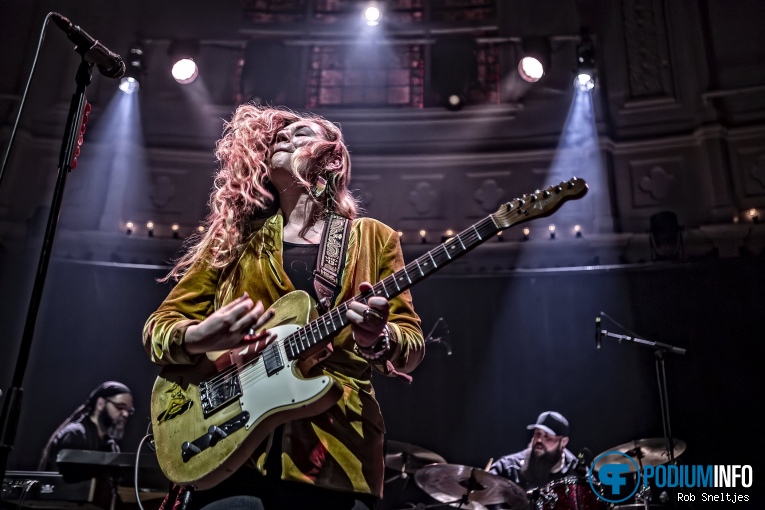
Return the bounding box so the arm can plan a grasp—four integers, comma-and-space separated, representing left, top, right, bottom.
143, 213, 424, 498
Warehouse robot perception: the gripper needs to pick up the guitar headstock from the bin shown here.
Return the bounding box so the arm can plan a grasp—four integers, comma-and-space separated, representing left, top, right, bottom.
492, 177, 588, 230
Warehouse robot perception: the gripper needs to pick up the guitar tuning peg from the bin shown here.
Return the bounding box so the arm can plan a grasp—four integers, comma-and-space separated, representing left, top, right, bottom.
530, 195, 538, 201
555, 185, 563, 193
543, 190, 552, 198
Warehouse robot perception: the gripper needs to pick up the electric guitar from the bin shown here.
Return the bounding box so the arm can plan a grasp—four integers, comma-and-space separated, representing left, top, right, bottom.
150, 177, 588, 489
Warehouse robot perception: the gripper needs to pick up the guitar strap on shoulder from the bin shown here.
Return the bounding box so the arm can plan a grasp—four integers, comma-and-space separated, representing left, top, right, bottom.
314, 213, 352, 312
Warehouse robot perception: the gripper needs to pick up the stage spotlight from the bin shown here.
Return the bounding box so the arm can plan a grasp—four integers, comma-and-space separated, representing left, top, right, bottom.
518, 37, 549, 83
519, 57, 544, 83
575, 37, 596, 92
119, 44, 144, 94
447, 94, 465, 111
172, 59, 198, 84
363, 3, 381, 26
169, 40, 200, 84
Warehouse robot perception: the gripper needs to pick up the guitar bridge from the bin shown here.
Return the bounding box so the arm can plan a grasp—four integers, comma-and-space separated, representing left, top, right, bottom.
199, 370, 243, 416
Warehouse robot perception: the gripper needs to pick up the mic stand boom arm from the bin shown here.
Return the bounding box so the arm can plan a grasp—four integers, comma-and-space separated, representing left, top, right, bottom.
597, 328, 687, 465
0, 59, 94, 481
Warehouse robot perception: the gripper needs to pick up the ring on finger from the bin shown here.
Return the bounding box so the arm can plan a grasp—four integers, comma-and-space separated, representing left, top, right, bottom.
247, 327, 256, 336
363, 307, 384, 324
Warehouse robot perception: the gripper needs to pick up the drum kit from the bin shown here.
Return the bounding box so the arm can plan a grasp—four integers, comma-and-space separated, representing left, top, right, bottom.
385, 437, 685, 510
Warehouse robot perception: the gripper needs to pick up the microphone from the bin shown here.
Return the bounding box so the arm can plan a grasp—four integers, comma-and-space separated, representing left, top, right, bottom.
51, 13, 125, 78
595, 316, 602, 349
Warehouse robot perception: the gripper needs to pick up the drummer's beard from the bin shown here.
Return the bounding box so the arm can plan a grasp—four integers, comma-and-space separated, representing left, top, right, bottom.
521, 446, 561, 487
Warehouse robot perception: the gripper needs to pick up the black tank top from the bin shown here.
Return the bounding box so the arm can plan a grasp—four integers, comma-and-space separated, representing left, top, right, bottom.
282, 241, 319, 302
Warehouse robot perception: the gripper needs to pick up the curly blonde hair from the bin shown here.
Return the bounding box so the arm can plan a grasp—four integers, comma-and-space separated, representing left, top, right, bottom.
164, 104, 357, 281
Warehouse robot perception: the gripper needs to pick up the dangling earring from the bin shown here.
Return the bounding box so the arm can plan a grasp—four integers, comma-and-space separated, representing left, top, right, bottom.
311, 176, 327, 198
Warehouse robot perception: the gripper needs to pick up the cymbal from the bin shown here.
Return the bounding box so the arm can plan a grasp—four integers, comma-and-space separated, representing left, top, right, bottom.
594, 438, 686, 473
385, 440, 447, 474
415, 463, 529, 510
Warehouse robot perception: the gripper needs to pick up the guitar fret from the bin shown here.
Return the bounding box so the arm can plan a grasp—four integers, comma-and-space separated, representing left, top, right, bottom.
403, 267, 412, 284
321, 317, 330, 336
442, 244, 452, 260
327, 310, 337, 330
415, 259, 425, 276
380, 280, 390, 298
308, 324, 319, 347
392, 275, 400, 291
456, 234, 466, 250
428, 251, 437, 268
472, 225, 482, 240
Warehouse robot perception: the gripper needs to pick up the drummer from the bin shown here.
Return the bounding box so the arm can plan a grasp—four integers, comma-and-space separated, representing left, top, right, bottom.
489, 411, 578, 492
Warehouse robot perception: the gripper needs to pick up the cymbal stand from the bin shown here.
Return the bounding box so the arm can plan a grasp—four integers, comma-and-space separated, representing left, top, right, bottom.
597, 314, 687, 498
627, 443, 651, 505
385, 452, 411, 484
454, 468, 481, 509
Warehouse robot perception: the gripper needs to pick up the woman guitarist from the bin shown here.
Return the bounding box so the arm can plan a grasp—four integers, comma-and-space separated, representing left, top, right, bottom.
143, 104, 424, 510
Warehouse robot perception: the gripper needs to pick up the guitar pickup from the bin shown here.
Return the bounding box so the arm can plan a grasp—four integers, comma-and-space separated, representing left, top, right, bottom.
181, 411, 249, 462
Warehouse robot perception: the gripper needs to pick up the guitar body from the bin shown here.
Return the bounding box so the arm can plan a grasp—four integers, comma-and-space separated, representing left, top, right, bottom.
150, 291, 342, 489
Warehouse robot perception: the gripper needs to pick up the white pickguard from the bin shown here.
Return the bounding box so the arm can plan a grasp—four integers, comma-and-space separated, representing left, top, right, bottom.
236, 324, 333, 430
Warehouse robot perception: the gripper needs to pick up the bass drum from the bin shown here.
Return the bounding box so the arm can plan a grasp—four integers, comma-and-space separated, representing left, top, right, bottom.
534, 477, 609, 510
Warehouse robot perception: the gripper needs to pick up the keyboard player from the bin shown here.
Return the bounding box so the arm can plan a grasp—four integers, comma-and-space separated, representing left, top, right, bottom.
39, 381, 133, 471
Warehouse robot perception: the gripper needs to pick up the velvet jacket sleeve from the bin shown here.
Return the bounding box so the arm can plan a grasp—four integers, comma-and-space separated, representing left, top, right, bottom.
343, 217, 424, 376
142, 259, 221, 365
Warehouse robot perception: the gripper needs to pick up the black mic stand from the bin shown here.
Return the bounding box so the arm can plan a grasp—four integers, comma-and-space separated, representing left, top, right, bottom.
0, 58, 94, 481
596, 323, 687, 503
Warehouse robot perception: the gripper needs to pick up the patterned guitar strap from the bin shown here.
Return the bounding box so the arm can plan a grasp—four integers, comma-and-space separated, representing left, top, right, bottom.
313, 213, 352, 313
314, 213, 413, 383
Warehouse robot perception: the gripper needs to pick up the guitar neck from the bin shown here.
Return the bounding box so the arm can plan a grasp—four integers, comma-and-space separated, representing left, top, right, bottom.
284, 214, 501, 360
283, 177, 589, 360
